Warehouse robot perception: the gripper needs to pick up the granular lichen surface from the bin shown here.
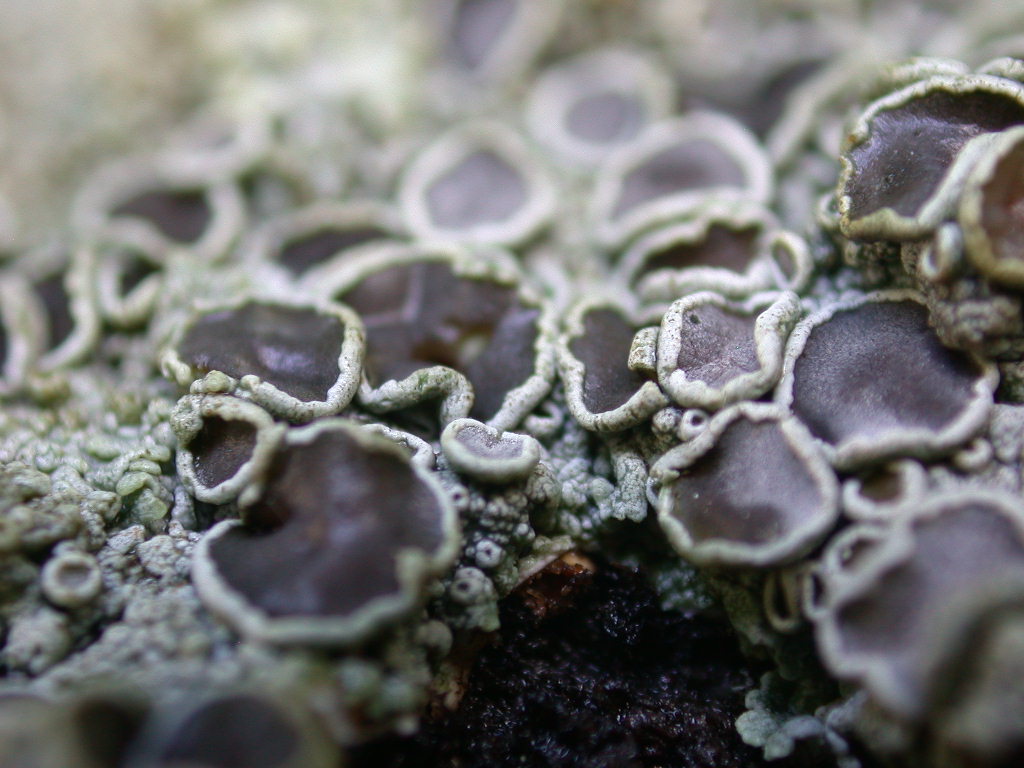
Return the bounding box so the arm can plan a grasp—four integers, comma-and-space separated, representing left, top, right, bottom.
5, 2, 1024, 767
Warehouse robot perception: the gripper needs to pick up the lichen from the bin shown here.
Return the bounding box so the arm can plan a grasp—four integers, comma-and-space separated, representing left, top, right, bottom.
6, 2, 1024, 766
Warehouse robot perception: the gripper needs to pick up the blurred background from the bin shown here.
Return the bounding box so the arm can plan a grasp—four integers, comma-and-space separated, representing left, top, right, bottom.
0, 0, 1013, 248
0, 0, 421, 247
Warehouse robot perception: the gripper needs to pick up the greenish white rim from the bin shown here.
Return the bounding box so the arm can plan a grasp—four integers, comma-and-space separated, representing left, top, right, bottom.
775, 289, 998, 471
525, 47, 674, 167
840, 458, 929, 523
441, 417, 541, 484
837, 74, 1024, 242
92, 236, 166, 329
763, 563, 815, 634
959, 124, 1024, 287
151, 107, 273, 184
160, 296, 366, 423
33, 246, 101, 372
650, 401, 839, 568
192, 418, 460, 647
398, 121, 556, 248
656, 290, 801, 411
813, 488, 1024, 719
73, 158, 246, 263
911, 222, 964, 285
557, 295, 669, 433
360, 422, 436, 470
591, 111, 774, 248
0, 271, 44, 396
803, 522, 891, 622
613, 199, 780, 301
767, 56, 879, 169
241, 199, 405, 291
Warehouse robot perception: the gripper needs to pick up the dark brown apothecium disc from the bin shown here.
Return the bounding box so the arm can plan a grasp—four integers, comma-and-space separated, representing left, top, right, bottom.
612, 139, 747, 220
570, 307, 649, 415
113, 188, 212, 244
32, 271, 75, 352
636, 223, 760, 278
839, 76, 1024, 240
190, 417, 258, 490
157, 696, 299, 768
193, 422, 457, 645
176, 302, 347, 402
138, 692, 338, 768
172, 394, 284, 507
671, 304, 760, 389
654, 405, 838, 567
340, 260, 539, 422
278, 225, 391, 277
780, 295, 995, 469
